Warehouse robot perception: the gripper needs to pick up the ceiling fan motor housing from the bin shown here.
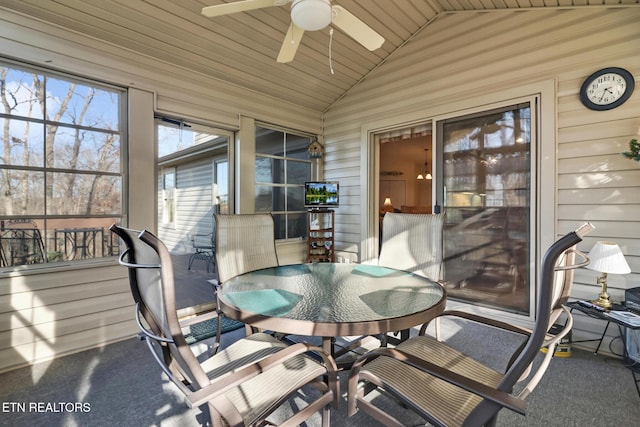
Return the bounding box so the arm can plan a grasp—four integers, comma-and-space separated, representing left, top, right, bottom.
291, 0, 332, 31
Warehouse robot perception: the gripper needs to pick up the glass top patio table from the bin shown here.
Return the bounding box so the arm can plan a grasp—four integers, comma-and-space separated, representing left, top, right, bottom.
217, 263, 446, 343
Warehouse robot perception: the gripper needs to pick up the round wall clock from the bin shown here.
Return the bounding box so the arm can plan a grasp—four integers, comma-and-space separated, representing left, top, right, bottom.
580, 67, 635, 111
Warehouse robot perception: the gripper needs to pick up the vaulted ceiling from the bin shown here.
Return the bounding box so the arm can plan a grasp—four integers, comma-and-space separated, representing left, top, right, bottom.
2, 0, 638, 112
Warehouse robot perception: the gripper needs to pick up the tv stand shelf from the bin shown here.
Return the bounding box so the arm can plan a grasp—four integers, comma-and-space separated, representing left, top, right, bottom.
307, 209, 334, 263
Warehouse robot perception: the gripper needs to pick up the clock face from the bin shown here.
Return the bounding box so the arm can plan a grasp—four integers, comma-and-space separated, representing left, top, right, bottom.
585, 73, 627, 105
580, 67, 635, 111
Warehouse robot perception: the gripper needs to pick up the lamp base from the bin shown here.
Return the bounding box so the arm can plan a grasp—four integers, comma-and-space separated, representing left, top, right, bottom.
592, 273, 613, 309
591, 293, 613, 309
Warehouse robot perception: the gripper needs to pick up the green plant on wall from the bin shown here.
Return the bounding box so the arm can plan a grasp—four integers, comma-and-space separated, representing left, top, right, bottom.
621, 139, 640, 162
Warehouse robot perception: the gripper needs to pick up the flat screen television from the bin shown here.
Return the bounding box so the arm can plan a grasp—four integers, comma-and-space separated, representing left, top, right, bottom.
304, 181, 339, 209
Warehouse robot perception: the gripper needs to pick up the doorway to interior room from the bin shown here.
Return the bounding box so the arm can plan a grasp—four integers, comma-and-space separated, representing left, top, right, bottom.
375, 101, 534, 315
377, 125, 433, 217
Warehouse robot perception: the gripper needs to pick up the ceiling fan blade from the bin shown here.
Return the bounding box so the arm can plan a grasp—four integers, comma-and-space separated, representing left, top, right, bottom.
277, 23, 304, 63
201, 0, 280, 18
331, 6, 384, 51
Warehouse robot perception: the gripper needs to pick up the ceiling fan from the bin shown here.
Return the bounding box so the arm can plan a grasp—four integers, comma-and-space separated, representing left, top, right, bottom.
201, 0, 385, 63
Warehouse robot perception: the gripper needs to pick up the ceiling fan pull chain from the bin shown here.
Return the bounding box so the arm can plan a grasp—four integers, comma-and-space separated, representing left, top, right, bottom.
329, 27, 335, 75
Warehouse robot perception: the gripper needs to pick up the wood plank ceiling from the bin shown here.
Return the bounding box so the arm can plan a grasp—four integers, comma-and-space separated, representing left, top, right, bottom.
2, 0, 638, 112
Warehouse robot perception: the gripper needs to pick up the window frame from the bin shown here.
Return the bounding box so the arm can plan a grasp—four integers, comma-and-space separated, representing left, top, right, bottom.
254, 123, 314, 241
0, 59, 126, 271
436, 101, 534, 315
161, 167, 176, 227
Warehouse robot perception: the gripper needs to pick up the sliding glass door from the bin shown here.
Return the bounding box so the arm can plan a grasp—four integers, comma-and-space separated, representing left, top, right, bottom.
437, 103, 532, 314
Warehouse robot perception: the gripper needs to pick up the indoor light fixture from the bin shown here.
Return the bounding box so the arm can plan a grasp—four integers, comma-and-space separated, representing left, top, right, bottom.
291, 0, 332, 31
586, 241, 631, 309
382, 197, 394, 213
417, 148, 433, 180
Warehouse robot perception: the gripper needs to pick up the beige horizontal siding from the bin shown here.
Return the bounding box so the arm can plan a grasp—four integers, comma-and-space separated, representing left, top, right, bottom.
0, 265, 134, 373
323, 7, 640, 354
275, 241, 307, 266
0, 318, 136, 374
160, 159, 216, 254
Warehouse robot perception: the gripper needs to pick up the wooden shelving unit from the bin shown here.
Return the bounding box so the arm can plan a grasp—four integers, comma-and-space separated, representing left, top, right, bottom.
307, 209, 334, 263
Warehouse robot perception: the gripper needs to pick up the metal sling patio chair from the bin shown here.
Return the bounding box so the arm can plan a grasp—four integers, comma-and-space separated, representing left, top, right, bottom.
188, 231, 215, 273
0, 220, 46, 267
377, 212, 446, 344
213, 213, 279, 284
111, 224, 338, 427
111, 224, 227, 359
348, 222, 594, 427
213, 213, 281, 336
378, 212, 445, 281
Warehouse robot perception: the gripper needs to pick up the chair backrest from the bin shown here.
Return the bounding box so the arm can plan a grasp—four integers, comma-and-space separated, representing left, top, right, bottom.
548, 244, 580, 326
454, 224, 592, 424
497, 224, 592, 394
191, 232, 214, 250
110, 225, 164, 336
110, 224, 210, 389
378, 212, 445, 281
214, 214, 279, 283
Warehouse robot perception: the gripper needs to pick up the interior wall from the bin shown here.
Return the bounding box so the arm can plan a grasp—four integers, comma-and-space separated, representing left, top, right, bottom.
379, 136, 433, 211
322, 7, 640, 354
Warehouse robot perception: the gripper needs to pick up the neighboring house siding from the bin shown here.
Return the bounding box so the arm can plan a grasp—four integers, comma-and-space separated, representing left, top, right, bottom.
0, 12, 322, 372
323, 8, 640, 355
159, 159, 215, 254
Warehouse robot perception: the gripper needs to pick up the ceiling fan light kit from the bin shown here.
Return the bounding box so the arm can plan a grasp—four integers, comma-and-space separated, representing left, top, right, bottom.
291, 0, 332, 31
202, 0, 384, 64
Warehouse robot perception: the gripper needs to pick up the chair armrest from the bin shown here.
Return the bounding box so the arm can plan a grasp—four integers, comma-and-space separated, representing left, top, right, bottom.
518, 306, 573, 400
191, 233, 214, 250
186, 342, 339, 408
542, 306, 573, 348
419, 310, 533, 337
348, 347, 527, 416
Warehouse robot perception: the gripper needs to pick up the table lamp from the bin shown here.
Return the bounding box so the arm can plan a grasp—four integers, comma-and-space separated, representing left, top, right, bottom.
382, 197, 394, 213
586, 241, 631, 309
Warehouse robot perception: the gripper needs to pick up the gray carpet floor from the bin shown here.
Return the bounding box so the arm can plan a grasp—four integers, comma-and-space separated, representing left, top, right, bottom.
1, 317, 638, 427
2, 257, 638, 426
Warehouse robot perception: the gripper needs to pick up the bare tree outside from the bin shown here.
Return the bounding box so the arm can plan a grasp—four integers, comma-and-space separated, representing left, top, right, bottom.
0, 63, 123, 267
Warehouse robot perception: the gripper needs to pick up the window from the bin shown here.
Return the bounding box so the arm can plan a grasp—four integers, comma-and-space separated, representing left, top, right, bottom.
0, 61, 124, 268
161, 168, 176, 226
255, 125, 312, 240
214, 159, 229, 214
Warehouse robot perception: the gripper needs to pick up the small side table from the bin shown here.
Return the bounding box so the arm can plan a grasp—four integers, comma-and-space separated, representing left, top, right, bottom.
567, 301, 640, 398
629, 363, 640, 399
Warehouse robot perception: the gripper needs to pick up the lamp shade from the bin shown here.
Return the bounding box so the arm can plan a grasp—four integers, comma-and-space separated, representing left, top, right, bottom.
382, 197, 394, 213
291, 0, 332, 31
586, 241, 631, 274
